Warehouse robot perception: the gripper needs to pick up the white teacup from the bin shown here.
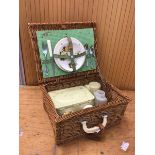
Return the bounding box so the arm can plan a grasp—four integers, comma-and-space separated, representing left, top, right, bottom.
85, 82, 101, 93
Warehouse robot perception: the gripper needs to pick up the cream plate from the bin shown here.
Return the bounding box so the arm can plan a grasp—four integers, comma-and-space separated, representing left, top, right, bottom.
54, 37, 86, 72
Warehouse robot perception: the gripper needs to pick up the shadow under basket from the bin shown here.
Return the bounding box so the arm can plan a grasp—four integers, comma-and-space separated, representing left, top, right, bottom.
40, 72, 129, 145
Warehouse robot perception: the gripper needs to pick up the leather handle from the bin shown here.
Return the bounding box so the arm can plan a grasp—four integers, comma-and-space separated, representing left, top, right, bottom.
81, 115, 108, 134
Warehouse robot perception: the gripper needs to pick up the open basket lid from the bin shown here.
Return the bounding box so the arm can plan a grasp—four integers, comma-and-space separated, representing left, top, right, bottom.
28, 22, 100, 84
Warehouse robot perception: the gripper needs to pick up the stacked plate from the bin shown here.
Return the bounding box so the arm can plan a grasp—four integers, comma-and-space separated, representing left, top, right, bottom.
53, 37, 86, 72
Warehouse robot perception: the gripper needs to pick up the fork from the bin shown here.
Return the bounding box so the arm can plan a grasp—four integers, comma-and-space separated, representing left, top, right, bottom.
42, 41, 49, 75
42, 41, 48, 58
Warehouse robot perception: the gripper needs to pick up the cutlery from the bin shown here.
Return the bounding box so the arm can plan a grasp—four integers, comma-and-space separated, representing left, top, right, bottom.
42, 41, 48, 58
42, 41, 49, 75
47, 40, 56, 76
90, 46, 95, 69
47, 40, 53, 57
90, 46, 95, 57
44, 64, 49, 75
84, 43, 89, 67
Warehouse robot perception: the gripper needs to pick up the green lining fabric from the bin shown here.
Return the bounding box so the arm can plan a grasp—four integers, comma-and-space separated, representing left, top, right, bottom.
36, 28, 97, 78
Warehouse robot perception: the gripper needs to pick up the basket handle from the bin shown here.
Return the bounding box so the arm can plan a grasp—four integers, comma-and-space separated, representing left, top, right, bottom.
81, 115, 108, 134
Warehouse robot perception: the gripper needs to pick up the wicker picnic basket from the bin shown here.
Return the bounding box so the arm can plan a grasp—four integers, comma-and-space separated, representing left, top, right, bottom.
28, 22, 129, 145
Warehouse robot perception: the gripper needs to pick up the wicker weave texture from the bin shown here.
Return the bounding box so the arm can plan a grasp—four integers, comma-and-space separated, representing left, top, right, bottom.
28, 22, 129, 144
42, 74, 128, 144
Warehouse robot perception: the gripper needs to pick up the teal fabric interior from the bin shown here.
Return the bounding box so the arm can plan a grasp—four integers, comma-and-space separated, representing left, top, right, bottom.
36, 28, 97, 78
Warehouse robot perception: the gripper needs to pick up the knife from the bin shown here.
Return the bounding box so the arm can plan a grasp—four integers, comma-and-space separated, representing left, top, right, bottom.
47, 40, 53, 57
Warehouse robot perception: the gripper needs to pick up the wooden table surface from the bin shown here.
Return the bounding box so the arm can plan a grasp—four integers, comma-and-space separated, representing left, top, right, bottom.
19, 86, 135, 155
